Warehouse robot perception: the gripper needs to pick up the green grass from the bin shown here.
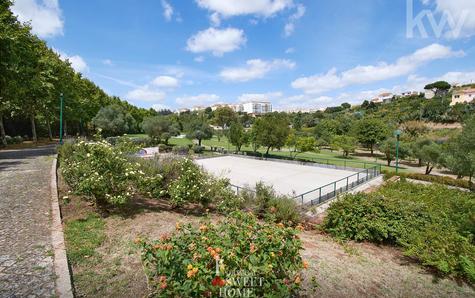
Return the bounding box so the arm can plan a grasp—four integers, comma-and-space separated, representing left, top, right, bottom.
64, 213, 105, 265
127, 134, 414, 173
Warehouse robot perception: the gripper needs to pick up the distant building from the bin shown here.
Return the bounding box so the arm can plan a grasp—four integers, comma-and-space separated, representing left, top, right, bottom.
379, 92, 394, 103
241, 101, 272, 115
229, 104, 244, 113
190, 106, 205, 112
399, 91, 419, 97
451, 87, 475, 105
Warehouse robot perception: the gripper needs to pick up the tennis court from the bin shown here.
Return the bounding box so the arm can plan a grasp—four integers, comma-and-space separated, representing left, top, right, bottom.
196, 155, 377, 204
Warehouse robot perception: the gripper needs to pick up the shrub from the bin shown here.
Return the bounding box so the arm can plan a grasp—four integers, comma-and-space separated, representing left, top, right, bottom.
13, 136, 23, 143
172, 145, 190, 155
383, 171, 472, 189
324, 181, 475, 281
168, 158, 212, 207
5, 135, 13, 144
208, 178, 244, 213
158, 144, 173, 152
134, 157, 165, 199
60, 140, 143, 207
139, 211, 305, 297
193, 145, 205, 154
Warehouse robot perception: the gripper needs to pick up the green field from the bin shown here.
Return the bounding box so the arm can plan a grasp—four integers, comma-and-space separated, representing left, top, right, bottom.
127, 134, 413, 173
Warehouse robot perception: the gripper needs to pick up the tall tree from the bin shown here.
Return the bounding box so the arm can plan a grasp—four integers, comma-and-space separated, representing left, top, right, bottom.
253, 113, 290, 155
354, 118, 390, 155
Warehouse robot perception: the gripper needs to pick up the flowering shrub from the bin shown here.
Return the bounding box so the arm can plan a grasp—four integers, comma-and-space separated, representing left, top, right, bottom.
139, 211, 305, 297
168, 158, 212, 207
134, 157, 165, 198
60, 140, 143, 206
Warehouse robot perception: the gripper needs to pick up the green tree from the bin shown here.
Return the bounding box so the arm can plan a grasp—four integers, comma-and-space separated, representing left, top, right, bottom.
253, 113, 290, 155
314, 118, 339, 147
228, 121, 249, 152
443, 116, 475, 183
354, 118, 390, 155
142, 116, 177, 144
418, 142, 443, 174
286, 134, 316, 159
213, 106, 237, 141
185, 116, 213, 146
379, 138, 409, 166
331, 135, 358, 157
401, 120, 428, 139
424, 80, 451, 91
93, 105, 134, 137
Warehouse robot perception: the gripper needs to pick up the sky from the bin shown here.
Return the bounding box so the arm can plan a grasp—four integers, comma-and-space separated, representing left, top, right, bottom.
10, 0, 475, 111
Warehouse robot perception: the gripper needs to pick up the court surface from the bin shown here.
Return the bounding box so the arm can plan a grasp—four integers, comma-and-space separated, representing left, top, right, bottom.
196, 156, 361, 202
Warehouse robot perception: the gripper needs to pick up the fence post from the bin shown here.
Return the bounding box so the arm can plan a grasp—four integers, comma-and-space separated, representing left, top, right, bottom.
301, 195, 304, 205
346, 176, 349, 190
333, 182, 336, 197
319, 188, 321, 202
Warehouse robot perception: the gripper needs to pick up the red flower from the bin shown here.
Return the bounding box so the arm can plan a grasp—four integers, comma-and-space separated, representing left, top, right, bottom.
211, 276, 226, 287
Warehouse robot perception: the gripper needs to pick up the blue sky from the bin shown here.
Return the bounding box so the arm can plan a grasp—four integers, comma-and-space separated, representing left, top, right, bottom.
11, 0, 475, 111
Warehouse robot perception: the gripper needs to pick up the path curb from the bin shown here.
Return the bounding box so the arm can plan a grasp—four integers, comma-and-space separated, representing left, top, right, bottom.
50, 156, 74, 298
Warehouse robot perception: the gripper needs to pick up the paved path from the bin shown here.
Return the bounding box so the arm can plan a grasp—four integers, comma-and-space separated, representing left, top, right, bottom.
0, 146, 57, 298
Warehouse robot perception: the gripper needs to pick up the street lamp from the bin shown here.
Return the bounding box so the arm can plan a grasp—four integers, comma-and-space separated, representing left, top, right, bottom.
59, 93, 64, 145
393, 129, 401, 174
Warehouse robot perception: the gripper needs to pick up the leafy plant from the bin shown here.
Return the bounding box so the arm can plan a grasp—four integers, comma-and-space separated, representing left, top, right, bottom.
139, 212, 305, 297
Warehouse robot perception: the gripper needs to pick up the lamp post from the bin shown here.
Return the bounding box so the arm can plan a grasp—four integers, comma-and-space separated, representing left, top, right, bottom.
59, 93, 64, 145
394, 129, 401, 174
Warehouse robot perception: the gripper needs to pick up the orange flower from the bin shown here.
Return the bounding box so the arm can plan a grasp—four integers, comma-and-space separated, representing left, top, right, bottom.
294, 276, 301, 284
215, 247, 221, 253
211, 276, 226, 287
153, 244, 162, 250
159, 275, 167, 282
160, 282, 167, 289
175, 222, 182, 230
296, 224, 304, 231
250, 243, 256, 253
133, 237, 141, 244
277, 223, 285, 228
303, 260, 309, 269
199, 225, 208, 232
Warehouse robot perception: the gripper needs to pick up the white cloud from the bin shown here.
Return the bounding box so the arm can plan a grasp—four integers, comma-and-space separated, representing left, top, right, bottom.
424, 0, 475, 38
152, 75, 179, 88
176, 93, 220, 106
285, 47, 295, 54
152, 103, 171, 111
186, 27, 246, 56
196, 0, 293, 25
11, 0, 63, 38
194, 56, 205, 63
54, 49, 88, 73
102, 59, 113, 66
284, 4, 305, 37
292, 43, 464, 94
220, 59, 295, 82
238, 91, 283, 102
161, 0, 173, 21
126, 86, 166, 102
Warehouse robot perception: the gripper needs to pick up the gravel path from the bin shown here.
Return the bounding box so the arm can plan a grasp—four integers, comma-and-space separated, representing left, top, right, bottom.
0, 146, 57, 298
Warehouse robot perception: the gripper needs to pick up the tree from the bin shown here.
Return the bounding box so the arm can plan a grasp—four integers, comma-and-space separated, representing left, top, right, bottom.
286, 134, 316, 159
379, 138, 409, 166
424, 81, 451, 91
228, 121, 248, 152
314, 118, 339, 147
185, 116, 213, 146
354, 118, 390, 155
93, 105, 134, 137
253, 113, 290, 155
419, 143, 442, 174
213, 106, 237, 141
142, 116, 178, 144
442, 116, 475, 183
331, 135, 358, 157
292, 112, 303, 131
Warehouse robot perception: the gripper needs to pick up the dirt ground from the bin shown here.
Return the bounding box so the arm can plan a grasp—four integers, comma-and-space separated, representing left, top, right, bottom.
58, 178, 474, 297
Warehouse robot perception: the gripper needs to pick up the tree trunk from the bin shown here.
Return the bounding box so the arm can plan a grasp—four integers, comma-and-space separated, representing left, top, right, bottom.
198, 138, 202, 146
266, 146, 271, 155
387, 160, 391, 166
47, 121, 53, 141
418, 158, 422, 167
30, 114, 37, 143
425, 163, 433, 175
0, 114, 7, 146
370, 144, 374, 155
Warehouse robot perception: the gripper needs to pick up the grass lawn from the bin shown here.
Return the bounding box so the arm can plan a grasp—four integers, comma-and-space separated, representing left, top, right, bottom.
126, 134, 415, 173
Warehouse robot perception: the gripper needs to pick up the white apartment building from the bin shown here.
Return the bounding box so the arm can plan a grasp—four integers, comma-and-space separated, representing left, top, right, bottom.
241, 101, 272, 115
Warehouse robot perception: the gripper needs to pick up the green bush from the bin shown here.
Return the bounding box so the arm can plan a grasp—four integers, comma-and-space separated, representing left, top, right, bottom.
193, 145, 205, 153
60, 140, 143, 206
168, 158, 212, 207
139, 212, 305, 297
172, 145, 190, 155
324, 181, 475, 281
208, 178, 244, 213
383, 171, 472, 189
134, 157, 165, 199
